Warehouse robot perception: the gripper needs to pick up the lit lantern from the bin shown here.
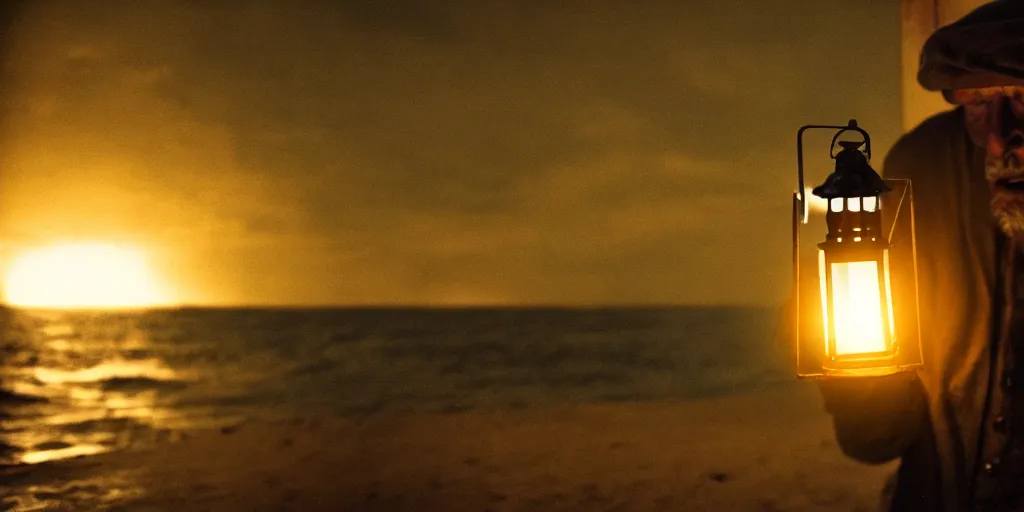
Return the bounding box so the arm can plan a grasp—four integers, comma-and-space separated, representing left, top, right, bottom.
792, 120, 923, 378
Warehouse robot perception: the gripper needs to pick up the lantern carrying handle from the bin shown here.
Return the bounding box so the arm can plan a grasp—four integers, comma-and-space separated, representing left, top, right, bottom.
828, 121, 872, 160
795, 119, 872, 224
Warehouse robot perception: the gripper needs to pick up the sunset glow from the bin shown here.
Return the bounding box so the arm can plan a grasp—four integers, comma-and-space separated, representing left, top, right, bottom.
3, 243, 171, 309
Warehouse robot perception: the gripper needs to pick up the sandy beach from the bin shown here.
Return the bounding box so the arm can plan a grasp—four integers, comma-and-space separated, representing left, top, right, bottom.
2, 382, 896, 511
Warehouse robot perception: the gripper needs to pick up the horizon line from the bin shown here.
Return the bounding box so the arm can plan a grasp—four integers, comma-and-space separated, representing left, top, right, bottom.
0, 301, 784, 312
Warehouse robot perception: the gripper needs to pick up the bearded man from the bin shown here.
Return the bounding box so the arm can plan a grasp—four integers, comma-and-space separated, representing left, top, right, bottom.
814, 1, 1024, 510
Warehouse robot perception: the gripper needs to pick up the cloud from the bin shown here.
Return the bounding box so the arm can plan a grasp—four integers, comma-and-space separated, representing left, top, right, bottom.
0, 0, 903, 305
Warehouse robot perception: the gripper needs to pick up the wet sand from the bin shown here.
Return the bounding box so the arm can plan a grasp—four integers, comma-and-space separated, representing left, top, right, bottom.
2, 383, 895, 511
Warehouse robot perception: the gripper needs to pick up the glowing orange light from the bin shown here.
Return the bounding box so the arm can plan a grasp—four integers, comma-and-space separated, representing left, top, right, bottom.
3, 242, 172, 309
829, 260, 886, 356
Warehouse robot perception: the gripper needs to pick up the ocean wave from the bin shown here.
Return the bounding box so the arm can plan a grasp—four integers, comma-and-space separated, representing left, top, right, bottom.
32, 441, 73, 451
33, 358, 185, 385
286, 359, 337, 377
55, 417, 145, 434
0, 388, 48, 405
0, 306, 789, 470
97, 377, 189, 394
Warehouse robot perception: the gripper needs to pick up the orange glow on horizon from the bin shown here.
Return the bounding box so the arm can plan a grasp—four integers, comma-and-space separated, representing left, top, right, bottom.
3, 242, 174, 309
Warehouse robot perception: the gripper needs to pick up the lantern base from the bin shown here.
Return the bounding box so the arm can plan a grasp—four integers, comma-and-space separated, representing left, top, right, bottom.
797, 362, 923, 380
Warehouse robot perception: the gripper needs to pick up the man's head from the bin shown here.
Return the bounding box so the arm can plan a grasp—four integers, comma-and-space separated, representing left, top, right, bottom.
918, 0, 1024, 238
949, 86, 1024, 236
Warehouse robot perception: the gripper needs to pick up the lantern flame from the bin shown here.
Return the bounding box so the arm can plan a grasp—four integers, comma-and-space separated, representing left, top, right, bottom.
829, 260, 887, 356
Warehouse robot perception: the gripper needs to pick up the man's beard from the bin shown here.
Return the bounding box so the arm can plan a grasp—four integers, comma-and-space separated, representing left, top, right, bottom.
988, 155, 1024, 239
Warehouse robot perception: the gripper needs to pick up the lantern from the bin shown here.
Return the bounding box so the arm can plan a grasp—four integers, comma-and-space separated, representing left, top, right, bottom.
792, 120, 923, 378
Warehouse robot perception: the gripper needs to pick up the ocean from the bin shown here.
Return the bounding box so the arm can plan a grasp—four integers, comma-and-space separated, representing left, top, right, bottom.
0, 306, 790, 468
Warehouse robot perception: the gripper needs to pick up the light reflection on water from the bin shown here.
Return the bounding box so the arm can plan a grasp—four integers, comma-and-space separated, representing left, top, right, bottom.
6, 352, 191, 465
0, 308, 217, 510
19, 443, 108, 464
33, 358, 182, 384
0, 309, 225, 473
2, 468, 146, 511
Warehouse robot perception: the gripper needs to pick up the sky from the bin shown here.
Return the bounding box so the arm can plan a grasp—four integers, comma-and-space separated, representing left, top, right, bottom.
0, 0, 903, 307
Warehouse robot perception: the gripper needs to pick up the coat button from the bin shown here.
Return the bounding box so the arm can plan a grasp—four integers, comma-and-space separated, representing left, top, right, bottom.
985, 458, 1001, 475
1004, 373, 1014, 389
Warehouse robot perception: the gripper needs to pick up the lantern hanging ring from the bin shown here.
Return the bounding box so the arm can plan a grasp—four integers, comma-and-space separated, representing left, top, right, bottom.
828, 120, 872, 160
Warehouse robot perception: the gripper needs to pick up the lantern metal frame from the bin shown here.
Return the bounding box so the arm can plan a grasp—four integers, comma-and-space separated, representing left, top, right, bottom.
792, 120, 923, 379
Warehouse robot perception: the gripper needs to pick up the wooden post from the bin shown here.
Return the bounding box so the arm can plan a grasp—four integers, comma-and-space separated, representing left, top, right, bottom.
900, 0, 987, 131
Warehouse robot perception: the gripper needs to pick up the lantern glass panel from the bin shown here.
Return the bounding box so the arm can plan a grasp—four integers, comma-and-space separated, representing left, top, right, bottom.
863, 196, 877, 212
884, 249, 895, 342
818, 250, 829, 350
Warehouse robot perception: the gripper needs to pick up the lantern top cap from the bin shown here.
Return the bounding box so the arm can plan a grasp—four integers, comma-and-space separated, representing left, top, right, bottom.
811, 139, 890, 199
